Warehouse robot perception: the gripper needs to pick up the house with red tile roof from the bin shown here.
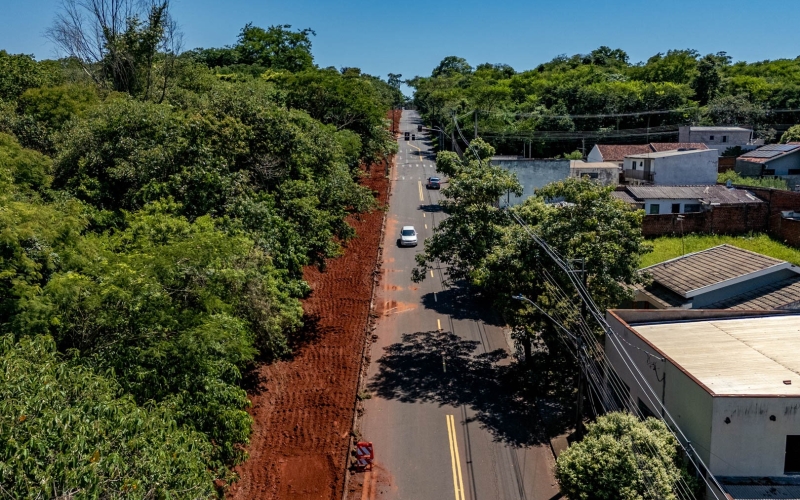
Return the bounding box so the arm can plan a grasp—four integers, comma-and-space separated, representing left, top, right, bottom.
587, 142, 709, 166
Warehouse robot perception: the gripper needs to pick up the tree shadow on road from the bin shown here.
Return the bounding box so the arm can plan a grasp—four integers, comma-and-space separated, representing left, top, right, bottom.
368, 329, 552, 447
419, 287, 504, 326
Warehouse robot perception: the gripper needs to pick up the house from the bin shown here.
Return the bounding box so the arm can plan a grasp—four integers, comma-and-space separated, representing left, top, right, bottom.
569, 160, 619, 186
587, 142, 709, 167
678, 126, 760, 156
606, 309, 800, 499
735, 143, 800, 190
632, 245, 800, 309
611, 184, 764, 215
623, 148, 719, 185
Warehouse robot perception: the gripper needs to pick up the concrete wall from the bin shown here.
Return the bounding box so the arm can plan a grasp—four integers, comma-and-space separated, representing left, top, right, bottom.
711, 397, 800, 477
679, 127, 753, 155
644, 198, 704, 215
491, 158, 570, 206
587, 145, 603, 163
652, 150, 719, 185
604, 314, 715, 466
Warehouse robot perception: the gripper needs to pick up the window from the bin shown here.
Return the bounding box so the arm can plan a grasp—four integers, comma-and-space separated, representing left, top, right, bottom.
722, 135, 728, 143
587, 172, 599, 179
785, 435, 800, 474
789, 169, 800, 175
649, 204, 660, 215
640, 161, 644, 168
671, 203, 680, 214
709, 135, 715, 140
631, 161, 637, 170
684, 204, 702, 213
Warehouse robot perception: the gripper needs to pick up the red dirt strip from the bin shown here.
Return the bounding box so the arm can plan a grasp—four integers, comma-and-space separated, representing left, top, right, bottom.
227, 111, 397, 499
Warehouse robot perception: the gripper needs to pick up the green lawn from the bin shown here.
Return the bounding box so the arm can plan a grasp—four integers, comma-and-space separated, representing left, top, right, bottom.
641, 233, 800, 268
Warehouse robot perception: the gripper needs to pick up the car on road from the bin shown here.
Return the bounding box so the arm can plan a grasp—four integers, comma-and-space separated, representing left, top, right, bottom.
426, 176, 441, 189
417, 125, 423, 132
404, 132, 410, 140
411, 134, 415, 140
399, 226, 418, 247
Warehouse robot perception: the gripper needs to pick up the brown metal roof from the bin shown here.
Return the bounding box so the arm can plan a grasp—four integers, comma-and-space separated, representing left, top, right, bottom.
622, 185, 764, 204
643, 245, 786, 297
707, 275, 800, 310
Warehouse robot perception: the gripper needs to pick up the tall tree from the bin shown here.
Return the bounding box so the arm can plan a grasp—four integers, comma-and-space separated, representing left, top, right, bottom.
47, 0, 181, 100
235, 23, 315, 72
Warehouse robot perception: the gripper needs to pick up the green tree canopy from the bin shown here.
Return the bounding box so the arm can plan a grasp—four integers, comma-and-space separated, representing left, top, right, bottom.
236, 23, 315, 71
555, 412, 696, 500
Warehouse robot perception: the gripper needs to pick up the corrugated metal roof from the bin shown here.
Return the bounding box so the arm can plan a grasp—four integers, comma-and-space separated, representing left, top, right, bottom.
632, 315, 800, 396
595, 143, 709, 161
643, 245, 785, 297
624, 185, 764, 204
687, 126, 753, 132
707, 276, 800, 310
627, 149, 713, 158
610, 190, 640, 205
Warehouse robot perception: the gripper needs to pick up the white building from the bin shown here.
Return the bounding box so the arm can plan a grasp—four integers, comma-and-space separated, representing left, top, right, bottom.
606, 309, 800, 499
624, 148, 719, 185
678, 126, 760, 156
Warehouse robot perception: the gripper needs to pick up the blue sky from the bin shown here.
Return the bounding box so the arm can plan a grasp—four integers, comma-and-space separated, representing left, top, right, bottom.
3, 0, 799, 96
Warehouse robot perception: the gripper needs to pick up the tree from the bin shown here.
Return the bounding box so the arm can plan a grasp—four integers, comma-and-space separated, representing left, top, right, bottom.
235, 23, 315, 72
432, 56, 473, 78
705, 93, 766, 127
387, 72, 403, 89
555, 412, 696, 500
781, 124, 800, 143
0, 51, 63, 101
692, 53, 724, 105
47, 0, 181, 100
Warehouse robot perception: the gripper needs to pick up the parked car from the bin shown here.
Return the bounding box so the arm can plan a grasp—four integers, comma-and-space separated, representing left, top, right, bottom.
404, 132, 410, 140
417, 125, 423, 132
399, 226, 418, 246
426, 177, 441, 189
411, 134, 415, 140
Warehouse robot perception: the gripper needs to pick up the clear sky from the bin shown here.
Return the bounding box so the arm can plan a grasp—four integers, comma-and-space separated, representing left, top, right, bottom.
3, 0, 799, 96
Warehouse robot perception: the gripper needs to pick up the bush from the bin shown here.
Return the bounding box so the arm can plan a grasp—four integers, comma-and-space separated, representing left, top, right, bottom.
718, 170, 789, 190
555, 412, 695, 500
0, 334, 215, 498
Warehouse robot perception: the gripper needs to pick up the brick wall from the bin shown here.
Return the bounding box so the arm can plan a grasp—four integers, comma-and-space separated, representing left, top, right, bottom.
642, 203, 769, 237
736, 186, 800, 247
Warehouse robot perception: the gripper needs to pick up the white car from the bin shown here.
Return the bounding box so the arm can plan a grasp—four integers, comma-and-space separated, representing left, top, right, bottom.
400, 226, 418, 246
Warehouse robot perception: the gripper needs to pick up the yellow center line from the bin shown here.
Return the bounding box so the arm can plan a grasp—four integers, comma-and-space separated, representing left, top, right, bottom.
418, 180, 424, 201
437, 318, 442, 331
430, 269, 434, 278
425, 224, 428, 229
446, 415, 466, 500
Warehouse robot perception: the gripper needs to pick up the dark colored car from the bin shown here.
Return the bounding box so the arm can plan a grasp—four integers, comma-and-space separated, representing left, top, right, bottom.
404, 132, 410, 140
411, 134, 416, 140
417, 125, 423, 132
426, 176, 441, 189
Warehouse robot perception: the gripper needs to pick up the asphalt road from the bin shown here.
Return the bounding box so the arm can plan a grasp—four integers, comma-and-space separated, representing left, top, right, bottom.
358, 110, 560, 500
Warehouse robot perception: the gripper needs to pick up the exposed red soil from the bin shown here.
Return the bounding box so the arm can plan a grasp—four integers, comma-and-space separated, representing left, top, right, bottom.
226, 111, 398, 500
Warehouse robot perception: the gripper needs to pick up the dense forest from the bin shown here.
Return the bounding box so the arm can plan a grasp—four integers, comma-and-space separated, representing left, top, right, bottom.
0, 1, 399, 497
410, 48, 800, 156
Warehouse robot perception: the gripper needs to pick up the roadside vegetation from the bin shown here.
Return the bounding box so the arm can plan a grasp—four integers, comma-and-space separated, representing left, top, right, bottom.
641, 233, 800, 267
555, 412, 698, 500
410, 49, 800, 156
0, 0, 399, 496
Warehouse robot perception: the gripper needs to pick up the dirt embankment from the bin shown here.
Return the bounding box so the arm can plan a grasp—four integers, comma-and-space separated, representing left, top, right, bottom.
227, 110, 398, 500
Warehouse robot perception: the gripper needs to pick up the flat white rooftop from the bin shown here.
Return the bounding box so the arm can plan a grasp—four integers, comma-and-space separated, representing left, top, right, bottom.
631, 315, 800, 396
